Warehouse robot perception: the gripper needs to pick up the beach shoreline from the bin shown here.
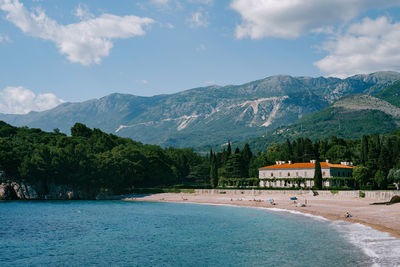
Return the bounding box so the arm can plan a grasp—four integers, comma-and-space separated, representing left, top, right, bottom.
123, 192, 400, 239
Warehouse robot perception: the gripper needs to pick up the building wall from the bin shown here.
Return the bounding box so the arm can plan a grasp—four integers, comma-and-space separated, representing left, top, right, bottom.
259, 167, 352, 188
259, 168, 333, 179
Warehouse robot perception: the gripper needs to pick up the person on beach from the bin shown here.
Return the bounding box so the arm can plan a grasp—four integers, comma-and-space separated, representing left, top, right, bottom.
345, 211, 352, 218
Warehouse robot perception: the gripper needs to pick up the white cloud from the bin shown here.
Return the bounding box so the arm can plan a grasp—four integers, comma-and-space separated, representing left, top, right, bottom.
188, 10, 208, 28
0, 86, 64, 114
0, 0, 154, 65
188, 0, 213, 5
151, 0, 170, 6
74, 3, 93, 20
314, 16, 400, 77
230, 0, 400, 39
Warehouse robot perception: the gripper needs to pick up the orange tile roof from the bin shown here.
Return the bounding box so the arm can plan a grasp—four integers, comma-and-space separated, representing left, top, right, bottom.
259, 162, 354, 170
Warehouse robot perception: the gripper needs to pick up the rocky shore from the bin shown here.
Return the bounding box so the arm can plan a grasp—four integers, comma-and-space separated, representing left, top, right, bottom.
0, 181, 89, 200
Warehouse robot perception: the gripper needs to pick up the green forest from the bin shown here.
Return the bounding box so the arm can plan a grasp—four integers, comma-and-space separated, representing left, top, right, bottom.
1, 121, 400, 196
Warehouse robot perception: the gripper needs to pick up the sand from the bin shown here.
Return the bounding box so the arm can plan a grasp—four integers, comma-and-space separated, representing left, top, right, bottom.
124, 192, 400, 238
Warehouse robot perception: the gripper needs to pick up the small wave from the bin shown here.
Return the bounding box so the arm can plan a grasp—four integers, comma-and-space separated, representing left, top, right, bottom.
259, 207, 329, 221
168, 201, 400, 266
331, 221, 400, 267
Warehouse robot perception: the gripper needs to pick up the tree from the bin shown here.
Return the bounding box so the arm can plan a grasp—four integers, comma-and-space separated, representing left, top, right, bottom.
374, 170, 387, 189
361, 135, 369, 165
378, 140, 392, 175
353, 165, 370, 187
241, 143, 253, 177
281, 139, 292, 161
313, 160, 323, 189
387, 168, 400, 190
224, 154, 245, 178
227, 141, 232, 155
71, 123, 92, 138
209, 152, 218, 188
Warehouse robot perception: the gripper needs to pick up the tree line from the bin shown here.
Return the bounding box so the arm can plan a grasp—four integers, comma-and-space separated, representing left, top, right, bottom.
0, 121, 210, 196
211, 133, 400, 190
1, 121, 399, 193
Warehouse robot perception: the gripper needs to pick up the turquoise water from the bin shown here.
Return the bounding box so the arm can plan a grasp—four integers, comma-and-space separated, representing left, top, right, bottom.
0, 201, 392, 266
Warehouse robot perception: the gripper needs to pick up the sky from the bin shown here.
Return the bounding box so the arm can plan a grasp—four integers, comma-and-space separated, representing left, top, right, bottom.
1, 0, 400, 114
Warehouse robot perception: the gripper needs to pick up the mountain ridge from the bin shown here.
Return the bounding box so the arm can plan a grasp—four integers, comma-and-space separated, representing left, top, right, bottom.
1, 71, 399, 148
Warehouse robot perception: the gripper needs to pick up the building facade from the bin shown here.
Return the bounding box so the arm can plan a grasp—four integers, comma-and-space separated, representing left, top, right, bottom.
258, 160, 354, 188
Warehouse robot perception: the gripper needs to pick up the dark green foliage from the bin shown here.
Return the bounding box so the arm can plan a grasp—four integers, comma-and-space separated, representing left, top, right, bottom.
0, 121, 208, 195
374, 170, 387, 189
353, 166, 370, 187
209, 151, 218, 188
71, 123, 92, 138
387, 169, 400, 189
224, 153, 246, 178
314, 161, 323, 189
361, 135, 369, 165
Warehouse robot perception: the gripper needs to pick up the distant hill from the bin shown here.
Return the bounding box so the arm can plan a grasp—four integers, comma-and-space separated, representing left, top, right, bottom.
376, 80, 400, 107
0, 71, 399, 148
240, 94, 400, 152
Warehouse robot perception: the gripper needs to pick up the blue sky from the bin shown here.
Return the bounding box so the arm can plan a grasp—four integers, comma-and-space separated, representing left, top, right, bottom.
0, 0, 400, 113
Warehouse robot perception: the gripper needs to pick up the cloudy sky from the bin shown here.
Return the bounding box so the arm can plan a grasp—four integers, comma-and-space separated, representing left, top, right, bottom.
1, 0, 400, 113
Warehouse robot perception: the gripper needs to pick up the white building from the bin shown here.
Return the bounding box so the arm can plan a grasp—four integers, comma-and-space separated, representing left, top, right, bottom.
258, 160, 354, 188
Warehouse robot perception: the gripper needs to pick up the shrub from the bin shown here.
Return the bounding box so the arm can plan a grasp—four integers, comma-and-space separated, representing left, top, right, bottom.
359, 191, 365, 198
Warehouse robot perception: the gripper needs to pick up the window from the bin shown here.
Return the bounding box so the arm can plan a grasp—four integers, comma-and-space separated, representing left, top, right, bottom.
287, 172, 290, 177
323, 171, 326, 176
338, 172, 341, 177
279, 172, 282, 177
270, 173, 274, 177
305, 171, 307, 176
296, 172, 299, 176
343, 172, 345, 177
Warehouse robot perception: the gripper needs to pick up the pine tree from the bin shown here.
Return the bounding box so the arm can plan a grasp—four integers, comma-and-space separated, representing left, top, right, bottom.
209, 152, 218, 188
378, 141, 392, 175
367, 134, 380, 178
361, 135, 369, 165
282, 139, 293, 161
318, 138, 328, 160
227, 141, 232, 155
241, 143, 253, 177
313, 160, 323, 189
225, 153, 245, 178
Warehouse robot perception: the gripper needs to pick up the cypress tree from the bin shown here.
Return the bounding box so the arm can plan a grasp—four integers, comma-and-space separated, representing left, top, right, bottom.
209, 152, 218, 188
227, 141, 232, 155
361, 135, 369, 165
241, 143, 253, 177
314, 160, 323, 189
282, 139, 292, 161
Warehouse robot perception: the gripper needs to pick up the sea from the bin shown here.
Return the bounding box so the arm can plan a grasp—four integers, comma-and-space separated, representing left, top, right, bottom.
0, 201, 399, 267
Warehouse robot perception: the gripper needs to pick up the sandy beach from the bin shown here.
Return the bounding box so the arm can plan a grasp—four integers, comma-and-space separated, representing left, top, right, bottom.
124, 191, 400, 239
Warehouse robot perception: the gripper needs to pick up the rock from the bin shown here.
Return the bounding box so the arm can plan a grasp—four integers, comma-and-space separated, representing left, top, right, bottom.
389, 195, 400, 204
0, 183, 18, 200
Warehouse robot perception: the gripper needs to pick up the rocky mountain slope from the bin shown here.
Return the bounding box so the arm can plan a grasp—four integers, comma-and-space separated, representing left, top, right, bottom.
243, 94, 400, 152
1, 71, 399, 148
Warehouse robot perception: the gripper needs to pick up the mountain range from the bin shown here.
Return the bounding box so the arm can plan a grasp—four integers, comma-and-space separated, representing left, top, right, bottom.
1, 71, 400, 148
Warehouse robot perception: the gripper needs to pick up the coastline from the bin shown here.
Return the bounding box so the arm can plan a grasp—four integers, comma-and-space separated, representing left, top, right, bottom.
123, 192, 400, 239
